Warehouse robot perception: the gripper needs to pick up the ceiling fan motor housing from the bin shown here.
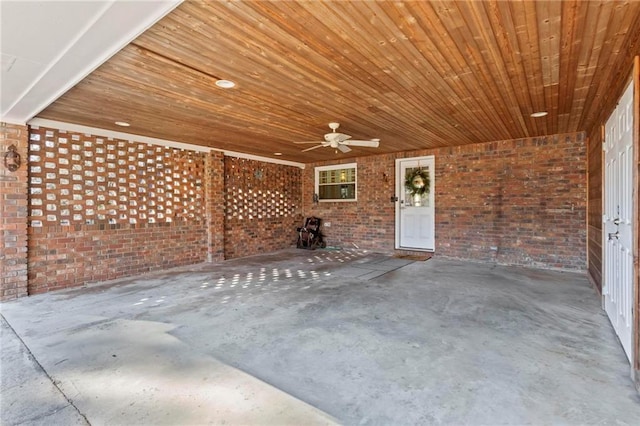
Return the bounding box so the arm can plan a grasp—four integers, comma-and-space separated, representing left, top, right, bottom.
296, 122, 379, 152
324, 132, 349, 143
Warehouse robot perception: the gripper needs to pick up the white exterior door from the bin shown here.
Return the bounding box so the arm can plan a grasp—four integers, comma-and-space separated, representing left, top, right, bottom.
396, 156, 435, 251
603, 80, 634, 364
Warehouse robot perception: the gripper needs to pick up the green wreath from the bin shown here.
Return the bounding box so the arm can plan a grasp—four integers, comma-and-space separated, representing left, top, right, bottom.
405, 168, 430, 196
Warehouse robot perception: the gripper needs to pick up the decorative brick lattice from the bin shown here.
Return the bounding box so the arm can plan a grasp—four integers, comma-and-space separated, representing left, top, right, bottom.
225, 158, 299, 220
28, 128, 205, 227
223, 157, 303, 259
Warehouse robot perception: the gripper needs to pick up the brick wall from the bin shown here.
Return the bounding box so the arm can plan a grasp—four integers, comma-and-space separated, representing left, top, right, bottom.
6, 124, 299, 296
224, 157, 303, 259
26, 126, 211, 294
1, 123, 29, 301
8, 125, 586, 296
27, 223, 207, 293
206, 151, 225, 262
586, 127, 603, 291
303, 132, 587, 271
302, 154, 397, 252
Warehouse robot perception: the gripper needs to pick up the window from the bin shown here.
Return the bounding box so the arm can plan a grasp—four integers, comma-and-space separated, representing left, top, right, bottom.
315, 163, 357, 202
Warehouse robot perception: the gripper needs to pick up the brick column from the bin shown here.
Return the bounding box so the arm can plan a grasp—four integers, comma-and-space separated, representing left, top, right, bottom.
1, 123, 29, 301
205, 151, 225, 262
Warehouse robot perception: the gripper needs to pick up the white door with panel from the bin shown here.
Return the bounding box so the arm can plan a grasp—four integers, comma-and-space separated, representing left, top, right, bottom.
396, 156, 435, 251
603, 79, 634, 364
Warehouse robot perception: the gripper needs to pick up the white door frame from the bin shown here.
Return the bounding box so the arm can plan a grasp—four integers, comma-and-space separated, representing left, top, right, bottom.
395, 155, 435, 251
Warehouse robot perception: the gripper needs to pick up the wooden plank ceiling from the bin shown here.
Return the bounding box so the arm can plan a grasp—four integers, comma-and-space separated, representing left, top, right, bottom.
36, 0, 640, 163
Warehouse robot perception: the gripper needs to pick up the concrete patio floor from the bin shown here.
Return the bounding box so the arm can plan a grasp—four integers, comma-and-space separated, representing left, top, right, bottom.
1, 248, 639, 425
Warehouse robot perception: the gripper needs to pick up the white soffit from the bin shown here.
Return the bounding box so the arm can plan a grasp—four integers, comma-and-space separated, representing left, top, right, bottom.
0, 0, 182, 124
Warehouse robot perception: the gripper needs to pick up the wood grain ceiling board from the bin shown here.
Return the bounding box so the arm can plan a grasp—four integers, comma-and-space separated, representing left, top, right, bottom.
36, 0, 640, 163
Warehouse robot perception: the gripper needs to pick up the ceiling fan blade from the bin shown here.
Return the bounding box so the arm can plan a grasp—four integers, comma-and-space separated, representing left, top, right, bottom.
337, 144, 352, 153
301, 144, 325, 152
294, 141, 324, 144
343, 138, 380, 148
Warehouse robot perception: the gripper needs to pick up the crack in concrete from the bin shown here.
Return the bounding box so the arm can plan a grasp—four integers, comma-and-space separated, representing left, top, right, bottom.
1, 314, 91, 426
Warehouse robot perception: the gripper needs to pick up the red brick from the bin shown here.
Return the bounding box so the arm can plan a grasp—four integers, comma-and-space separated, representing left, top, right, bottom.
222, 157, 302, 259
1, 123, 29, 301
302, 133, 586, 271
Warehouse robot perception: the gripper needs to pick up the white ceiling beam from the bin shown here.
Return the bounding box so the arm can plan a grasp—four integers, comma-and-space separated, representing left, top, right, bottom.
1, 0, 182, 124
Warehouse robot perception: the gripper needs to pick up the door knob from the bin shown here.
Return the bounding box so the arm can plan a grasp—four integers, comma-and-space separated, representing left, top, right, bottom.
613, 217, 620, 225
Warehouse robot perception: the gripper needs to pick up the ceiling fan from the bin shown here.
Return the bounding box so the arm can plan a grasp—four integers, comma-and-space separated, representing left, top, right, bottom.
294, 122, 380, 153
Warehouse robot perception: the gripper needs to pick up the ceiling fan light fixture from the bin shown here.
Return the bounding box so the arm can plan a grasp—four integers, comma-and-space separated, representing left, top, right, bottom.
530, 111, 548, 118
215, 79, 236, 89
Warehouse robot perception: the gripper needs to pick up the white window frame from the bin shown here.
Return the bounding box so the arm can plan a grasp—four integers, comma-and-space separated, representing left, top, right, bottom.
314, 162, 357, 202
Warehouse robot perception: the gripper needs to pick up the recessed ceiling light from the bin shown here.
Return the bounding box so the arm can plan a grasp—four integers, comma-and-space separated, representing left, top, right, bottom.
115, 121, 130, 127
530, 111, 548, 118
274, 152, 283, 156
215, 79, 236, 89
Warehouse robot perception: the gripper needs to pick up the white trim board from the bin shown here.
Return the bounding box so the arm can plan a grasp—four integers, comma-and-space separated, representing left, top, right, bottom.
223, 150, 305, 169
27, 118, 305, 169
